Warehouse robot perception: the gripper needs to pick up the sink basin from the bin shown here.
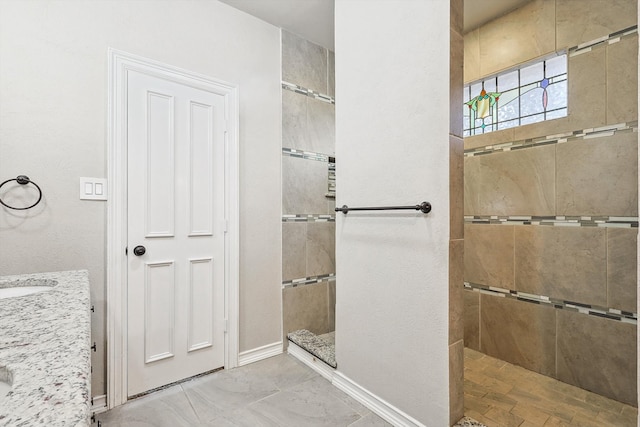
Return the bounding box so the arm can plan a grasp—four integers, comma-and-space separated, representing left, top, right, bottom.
0, 286, 53, 299
0, 279, 56, 299
0, 367, 11, 405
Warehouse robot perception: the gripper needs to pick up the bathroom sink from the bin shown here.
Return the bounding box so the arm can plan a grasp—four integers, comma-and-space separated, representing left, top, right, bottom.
0, 286, 53, 299
0, 279, 56, 299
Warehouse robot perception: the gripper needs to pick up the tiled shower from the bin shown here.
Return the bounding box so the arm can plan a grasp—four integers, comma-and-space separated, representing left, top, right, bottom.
463, 0, 638, 407
280, 30, 336, 353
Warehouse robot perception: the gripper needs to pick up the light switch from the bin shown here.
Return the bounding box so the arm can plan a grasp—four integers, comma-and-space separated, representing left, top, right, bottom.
80, 177, 107, 201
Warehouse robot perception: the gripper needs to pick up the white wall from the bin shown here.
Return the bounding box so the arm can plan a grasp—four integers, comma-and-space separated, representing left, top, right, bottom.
0, 0, 282, 397
334, 1, 451, 425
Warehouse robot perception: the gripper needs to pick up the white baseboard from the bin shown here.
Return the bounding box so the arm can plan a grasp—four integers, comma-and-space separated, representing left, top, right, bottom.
238, 341, 283, 366
332, 372, 426, 427
287, 341, 335, 381
91, 394, 108, 415
287, 343, 426, 426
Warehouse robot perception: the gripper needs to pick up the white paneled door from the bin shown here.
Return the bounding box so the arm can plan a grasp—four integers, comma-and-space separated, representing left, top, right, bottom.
126, 70, 226, 396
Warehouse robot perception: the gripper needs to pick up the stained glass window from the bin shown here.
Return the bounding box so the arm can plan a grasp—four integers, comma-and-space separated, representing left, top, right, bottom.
463, 54, 567, 136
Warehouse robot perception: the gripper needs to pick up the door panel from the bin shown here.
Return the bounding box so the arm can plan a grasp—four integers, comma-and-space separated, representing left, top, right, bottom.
189, 102, 215, 236
187, 257, 214, 352
127, 69, 226, 396
144, 261, 175, 363
145, 92, 175, 238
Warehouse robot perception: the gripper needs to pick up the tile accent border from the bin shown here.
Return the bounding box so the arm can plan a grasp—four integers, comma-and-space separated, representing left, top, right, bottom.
465, 215, 639, 228
464, 282, 637, 324
237, 341, 283, 366
282, 147, 332, 162
282, 273, 336, 289
282, 214, 335, 223
570, 25, 637, 57
282, 81, 335, 104
465, 122, 638, 157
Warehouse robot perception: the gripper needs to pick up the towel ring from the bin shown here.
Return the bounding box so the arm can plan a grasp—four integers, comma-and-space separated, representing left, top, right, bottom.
0, 175, 43, 210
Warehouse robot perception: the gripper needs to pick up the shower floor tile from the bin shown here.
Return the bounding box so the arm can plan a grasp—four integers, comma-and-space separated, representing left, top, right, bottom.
464, 348, 638, 427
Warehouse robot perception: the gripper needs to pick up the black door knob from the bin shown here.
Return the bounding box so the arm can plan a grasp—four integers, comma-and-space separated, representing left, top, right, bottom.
133, 245, 146, 256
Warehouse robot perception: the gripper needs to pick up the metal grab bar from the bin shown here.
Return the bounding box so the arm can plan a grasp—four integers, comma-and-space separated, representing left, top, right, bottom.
336, 201, 432, 215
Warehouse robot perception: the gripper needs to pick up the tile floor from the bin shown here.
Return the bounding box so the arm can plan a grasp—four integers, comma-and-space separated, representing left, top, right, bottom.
464, 348, 638, 427
96, 354, 393, 426
97, 347, 637, 426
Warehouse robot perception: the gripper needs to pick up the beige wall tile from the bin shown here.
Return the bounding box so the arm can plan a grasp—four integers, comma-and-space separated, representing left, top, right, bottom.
451, 29, 464, 138
607, 34, 638, 124
607, 228, 638, 313
328, 50, 335, 99
567, 46, 607, 130
282, 30, 328, 93
464, 29, 480, 84
306, 221, 335, 277
479, 0, 556, 77
450, 0, 463, 36
328, 280, 336, 331
556, 131, 638, 216
464, 224, 514, 288
464, 146, 556, 216
282, 156, 331, 215
512, 117, 572, 142
307, 98, 335, 156
282, 222, 307, 281
556, 0, 637, 48
450, 135, 464, 240
480, 295, 556, 376
515, 226, 607, 306
283, 282, 330, 342
282, 89, 308, 151
557, 310, 637, 405
450, 239, 464, 345
464, 290, 480, 351
464, 128, 515, 150
449, 339, 465, 425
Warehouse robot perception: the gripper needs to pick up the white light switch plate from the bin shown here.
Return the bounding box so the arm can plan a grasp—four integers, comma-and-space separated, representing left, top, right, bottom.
80, 177, 107, 200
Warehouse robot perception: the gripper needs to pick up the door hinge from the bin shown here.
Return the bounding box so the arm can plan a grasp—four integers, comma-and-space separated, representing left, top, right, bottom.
91, 342, 97, 352
91, 305, 95, 313
125, 246, 128, 256
224, 318, 228, 333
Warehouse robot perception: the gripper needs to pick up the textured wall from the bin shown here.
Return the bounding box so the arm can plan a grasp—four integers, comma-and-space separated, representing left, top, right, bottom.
335, 0, 455, 424
0, 0, 282, 398
281, 30, 336, 344
463, 0, 638, 406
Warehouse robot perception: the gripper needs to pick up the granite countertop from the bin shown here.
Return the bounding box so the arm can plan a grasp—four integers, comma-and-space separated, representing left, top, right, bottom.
0, 270, 91, 427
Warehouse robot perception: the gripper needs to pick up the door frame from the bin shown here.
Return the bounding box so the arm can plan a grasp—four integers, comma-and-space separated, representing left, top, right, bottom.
106, 48, 239, 409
